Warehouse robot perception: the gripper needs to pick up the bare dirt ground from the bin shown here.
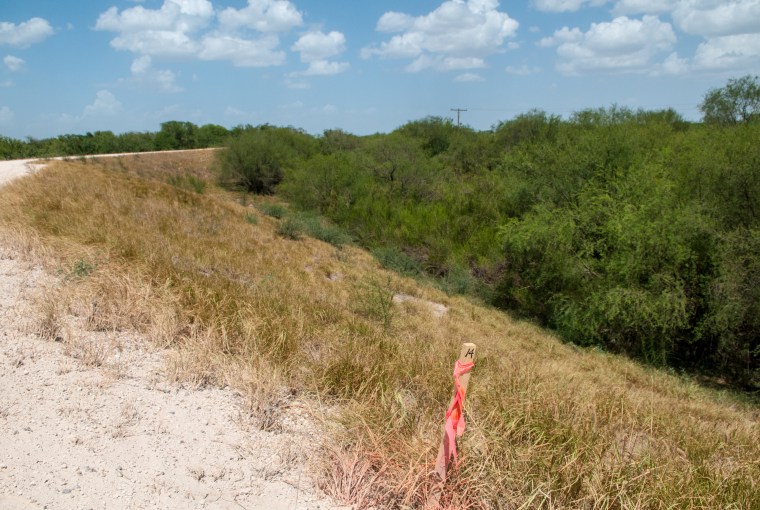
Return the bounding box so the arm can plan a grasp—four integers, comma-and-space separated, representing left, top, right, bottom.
0, 157, 343, 510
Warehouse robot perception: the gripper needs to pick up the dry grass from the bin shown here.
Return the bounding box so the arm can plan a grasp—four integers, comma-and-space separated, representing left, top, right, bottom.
0, 157, 758, 508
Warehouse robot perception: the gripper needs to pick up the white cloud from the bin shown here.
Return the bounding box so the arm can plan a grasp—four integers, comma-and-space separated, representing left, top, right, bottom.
406, 55, 487, 72
131, 55, 152, 74
95, 1, 213, 57
218, 0, 303, 32
292, 31, 345, 62
95, 1, 213, 33
199, 34, 285, 67
672, 0, 760, 37
95, 0, 307, 68
128, 55, 183, 92
658, 51, 690, 73
0, 17, 53, 47
538, 26, 583, 46
0, 106, 13, 124
612, 0, 676, 15
4, 55, 24, 71
692, 33, 760, 70
542, 15, 676, 74
290, 31, 349, 75
112, 30, 199, 57
532, 0, 609, 12
454, 72, 485, 81
84, 90, 123, 117
506, 64, 541, 75
377, 12, 415, 32
0, 80, 12, 88
362, 0, 518, 73
300, 60, 349, 76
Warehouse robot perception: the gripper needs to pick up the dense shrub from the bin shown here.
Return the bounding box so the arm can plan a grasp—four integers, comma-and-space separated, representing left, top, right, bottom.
217, 130, 291, 194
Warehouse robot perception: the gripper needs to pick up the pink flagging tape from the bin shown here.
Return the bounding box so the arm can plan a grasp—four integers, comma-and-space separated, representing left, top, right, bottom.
443, 359, 475, 468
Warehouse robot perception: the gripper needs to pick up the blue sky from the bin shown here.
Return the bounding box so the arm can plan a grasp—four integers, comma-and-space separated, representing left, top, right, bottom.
1, 0, 759, 139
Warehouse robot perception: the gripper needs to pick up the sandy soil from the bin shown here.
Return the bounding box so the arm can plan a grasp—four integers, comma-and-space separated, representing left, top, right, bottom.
0, 158, 343, 510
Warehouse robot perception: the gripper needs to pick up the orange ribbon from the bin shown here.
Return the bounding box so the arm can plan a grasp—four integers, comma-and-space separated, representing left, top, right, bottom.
444, 359, 474, 467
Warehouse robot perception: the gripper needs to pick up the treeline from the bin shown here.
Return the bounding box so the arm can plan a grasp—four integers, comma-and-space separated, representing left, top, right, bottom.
0, 120, 250, 159
218, 105, 758, 389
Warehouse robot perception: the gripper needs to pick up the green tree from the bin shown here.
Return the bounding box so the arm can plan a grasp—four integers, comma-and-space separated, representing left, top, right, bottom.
700, 75, 760, 125
196, 124, 229, 147
217, 129, 292, 194
154, 121, 198, 150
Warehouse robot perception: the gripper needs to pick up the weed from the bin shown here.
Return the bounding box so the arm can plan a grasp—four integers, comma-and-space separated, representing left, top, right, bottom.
294, 212, 352, 247
63, 332, 109, 367
244, 212, 258, 225
356, 278, 395, 330
70, 259, 94, 279
276, 217, 303, 240
167, 174, 206, 194
35, 293, 65, 341
372, 247, 424, 278
258, 202, 286, 219
112, 398, 139, 438
187, 467, 206, 482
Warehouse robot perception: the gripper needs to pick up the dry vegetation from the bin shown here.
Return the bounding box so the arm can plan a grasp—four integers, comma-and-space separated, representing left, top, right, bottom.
0, 154, 757, 509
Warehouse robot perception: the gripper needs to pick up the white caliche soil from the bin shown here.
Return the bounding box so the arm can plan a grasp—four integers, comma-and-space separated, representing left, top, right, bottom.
0, 159, 48, 186
0, 159, 342, 510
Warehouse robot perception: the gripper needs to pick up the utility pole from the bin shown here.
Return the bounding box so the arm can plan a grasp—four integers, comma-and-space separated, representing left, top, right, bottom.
451, 108, 467, 127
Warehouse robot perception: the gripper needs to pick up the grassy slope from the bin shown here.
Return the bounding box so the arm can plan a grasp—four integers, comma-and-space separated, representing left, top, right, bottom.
0, 154, 757, 509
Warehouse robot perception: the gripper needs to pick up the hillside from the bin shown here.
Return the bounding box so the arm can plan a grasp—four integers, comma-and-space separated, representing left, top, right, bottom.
0, 152, 758, 508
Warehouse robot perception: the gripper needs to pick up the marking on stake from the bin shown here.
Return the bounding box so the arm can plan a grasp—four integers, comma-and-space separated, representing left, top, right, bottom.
434, 343, 477, 484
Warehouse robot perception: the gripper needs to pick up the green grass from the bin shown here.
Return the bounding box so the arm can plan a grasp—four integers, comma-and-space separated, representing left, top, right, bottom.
257, 202, 286, 219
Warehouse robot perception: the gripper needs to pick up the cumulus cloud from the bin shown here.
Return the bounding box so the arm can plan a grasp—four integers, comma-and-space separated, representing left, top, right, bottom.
672, 0, 760, 37
131, 55, 152, 74
218, 0, 303, 32
199, 34, 285, 67
291, 30, 349, 75
532, 0, 609, 12
113, 31, 199, 57
95, 0, 304, 68
95, 0, 213, 33
0, 17, 54, 47
655, 1, 760, 72
692, 33, 760, 69
300, 60, 350, 76
128, 55, 183, 92
407, 55, 487, 72
95, 0, 212, 57
84, 90, 123, 117
658, 51, 690, 73
4, 55, 24, 72
541, 15, 676, 74
292, 31, 345, 61
612, 0, 676, 15
362, 0, 518, 72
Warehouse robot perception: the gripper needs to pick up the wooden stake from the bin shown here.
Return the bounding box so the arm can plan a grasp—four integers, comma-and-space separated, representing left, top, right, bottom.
434, 342, 477, 482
